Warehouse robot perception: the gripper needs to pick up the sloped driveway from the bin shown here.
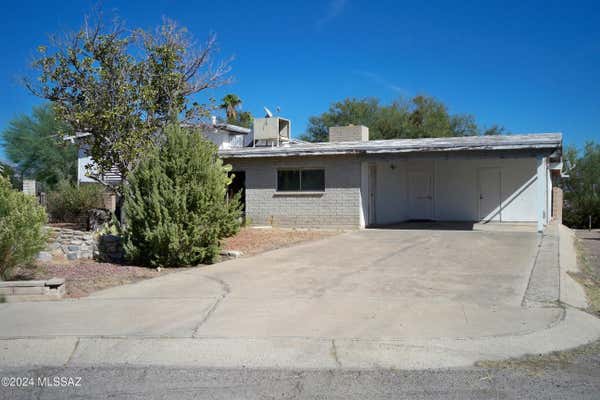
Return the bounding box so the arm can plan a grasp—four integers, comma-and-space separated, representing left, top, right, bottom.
6, 224, 600, 370
1, 226, 562, 340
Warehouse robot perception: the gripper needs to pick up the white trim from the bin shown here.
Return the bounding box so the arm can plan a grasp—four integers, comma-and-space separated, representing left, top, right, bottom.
359, 162, 369, 228
536, 156, 546, 232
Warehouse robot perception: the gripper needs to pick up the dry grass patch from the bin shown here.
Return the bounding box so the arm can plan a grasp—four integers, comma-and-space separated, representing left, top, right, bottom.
571, 231, 600, 316
221, 227, 341, 257
476, 341, 600, 376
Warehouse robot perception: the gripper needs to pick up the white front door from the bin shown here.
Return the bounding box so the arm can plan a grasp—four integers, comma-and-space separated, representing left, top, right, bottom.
368, 164, 377, 225
478, 168, 501, 222
407, 170, 433, 220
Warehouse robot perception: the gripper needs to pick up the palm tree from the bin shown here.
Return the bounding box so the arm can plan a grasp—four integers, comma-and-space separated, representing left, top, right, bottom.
220, 94, 242, 122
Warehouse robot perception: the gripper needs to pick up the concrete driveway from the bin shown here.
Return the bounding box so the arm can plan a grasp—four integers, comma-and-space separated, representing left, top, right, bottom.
2, 225, 599, 369
1, 227, 559, 338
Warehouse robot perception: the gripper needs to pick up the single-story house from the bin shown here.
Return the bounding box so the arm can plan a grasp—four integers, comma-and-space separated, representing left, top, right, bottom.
72, 117, 563, 232
220, 120, 563, 232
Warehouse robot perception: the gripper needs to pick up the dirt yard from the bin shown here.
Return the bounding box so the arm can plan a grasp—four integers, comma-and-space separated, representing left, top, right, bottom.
221, 227, 340, 257
11, 261, 173, 298
11, 227, 340, 298
573, 229, 600, 316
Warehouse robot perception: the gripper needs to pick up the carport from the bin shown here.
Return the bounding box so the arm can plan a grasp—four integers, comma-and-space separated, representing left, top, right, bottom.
360, 138, 563, 232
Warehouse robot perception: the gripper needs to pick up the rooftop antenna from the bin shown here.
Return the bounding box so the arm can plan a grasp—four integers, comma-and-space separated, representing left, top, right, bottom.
263, 107, 273, 118
276, 106, 281, 116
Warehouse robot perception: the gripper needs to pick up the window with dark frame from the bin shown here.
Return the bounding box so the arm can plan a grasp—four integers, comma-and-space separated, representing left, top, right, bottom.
277, 169, 325, 192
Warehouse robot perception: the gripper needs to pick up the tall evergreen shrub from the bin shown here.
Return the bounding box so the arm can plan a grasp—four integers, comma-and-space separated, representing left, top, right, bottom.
122, 124, 241, 267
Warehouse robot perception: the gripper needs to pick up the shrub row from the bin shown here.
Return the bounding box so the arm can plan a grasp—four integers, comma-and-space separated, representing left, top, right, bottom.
47, 181, 104, 223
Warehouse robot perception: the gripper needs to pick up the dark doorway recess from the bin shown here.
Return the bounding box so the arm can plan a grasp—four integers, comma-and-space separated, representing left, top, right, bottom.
228, 171, 246, 216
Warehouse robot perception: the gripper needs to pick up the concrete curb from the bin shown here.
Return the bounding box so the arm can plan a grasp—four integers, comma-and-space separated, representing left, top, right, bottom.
2, 309, 599, 370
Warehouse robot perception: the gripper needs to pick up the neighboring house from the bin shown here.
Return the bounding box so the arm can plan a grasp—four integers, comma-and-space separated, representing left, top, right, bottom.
73, 117, 563, 232
193, 117, 253, 149
69, 120, 253, 186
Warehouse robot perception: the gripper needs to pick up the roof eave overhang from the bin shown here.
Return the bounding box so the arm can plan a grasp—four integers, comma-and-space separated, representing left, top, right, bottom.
219, 144, 561, 159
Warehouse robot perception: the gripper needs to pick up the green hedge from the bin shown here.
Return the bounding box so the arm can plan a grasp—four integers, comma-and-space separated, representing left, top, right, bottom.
0, 176, 48, 280
47, 181, 104, 222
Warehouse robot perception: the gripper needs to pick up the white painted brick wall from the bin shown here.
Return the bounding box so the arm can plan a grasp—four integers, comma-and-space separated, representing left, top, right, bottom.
226, 156, 362, 229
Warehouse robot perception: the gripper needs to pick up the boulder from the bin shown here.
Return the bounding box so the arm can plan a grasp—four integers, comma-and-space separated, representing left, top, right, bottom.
97, 234, 125, 263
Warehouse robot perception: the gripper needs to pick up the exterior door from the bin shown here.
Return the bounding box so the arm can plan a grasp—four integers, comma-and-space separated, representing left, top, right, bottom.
228, 171, 246, 214
368, 164, 377, 225
407, 171, 433, 220
478, 168, 501, 222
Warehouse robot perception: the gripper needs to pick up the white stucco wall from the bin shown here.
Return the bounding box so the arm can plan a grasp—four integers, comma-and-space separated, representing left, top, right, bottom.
370, 156, 543, 224
202, 132, 250, 149
78, 148, 97, 183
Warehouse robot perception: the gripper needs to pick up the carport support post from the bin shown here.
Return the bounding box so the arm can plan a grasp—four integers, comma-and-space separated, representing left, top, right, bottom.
536, 156, 546, 233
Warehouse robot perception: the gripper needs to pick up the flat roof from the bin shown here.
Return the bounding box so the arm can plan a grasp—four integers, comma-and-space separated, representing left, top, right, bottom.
219, 133, 562, 158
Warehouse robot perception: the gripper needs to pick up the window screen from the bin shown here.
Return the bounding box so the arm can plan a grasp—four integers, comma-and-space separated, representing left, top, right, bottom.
301, 169, 325, 191
277, 169, 325, 192
277, 170, 300, 191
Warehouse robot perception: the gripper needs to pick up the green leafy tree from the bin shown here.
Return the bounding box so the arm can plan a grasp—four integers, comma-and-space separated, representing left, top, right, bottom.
407, 95, 453, 138
302, 96, 504, 142
25, 12, 231, 192
0, 176, 48, 280
303, 98, 380, 142
122, 124, 241, 267
1, 104, 76, 188
236, 111, 254, 129
450, 114, 479, 137
0, 161, 22, 189
562, 142, 600, 228
482, 124, 507, 136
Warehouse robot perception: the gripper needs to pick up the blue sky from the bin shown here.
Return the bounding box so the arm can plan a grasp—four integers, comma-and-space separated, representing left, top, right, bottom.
1, 0, 599, 161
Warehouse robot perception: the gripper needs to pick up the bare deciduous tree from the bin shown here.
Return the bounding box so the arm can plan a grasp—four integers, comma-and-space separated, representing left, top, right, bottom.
25, 10, 231, 191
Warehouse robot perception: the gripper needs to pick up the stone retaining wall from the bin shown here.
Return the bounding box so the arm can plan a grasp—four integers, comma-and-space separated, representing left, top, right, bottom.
40, 226, 126, 263
43, 227, 97, 260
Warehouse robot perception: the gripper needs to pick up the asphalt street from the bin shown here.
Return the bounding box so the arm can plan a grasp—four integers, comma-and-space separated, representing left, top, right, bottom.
1, 360, 600, 400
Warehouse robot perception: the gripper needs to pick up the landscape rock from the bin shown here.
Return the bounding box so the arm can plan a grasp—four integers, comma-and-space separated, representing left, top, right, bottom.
46, 242, 60, 251
87, 208, 113, 231
36, 252, 53, 262
98, 234, 125, 263
220, 250, 244, 258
